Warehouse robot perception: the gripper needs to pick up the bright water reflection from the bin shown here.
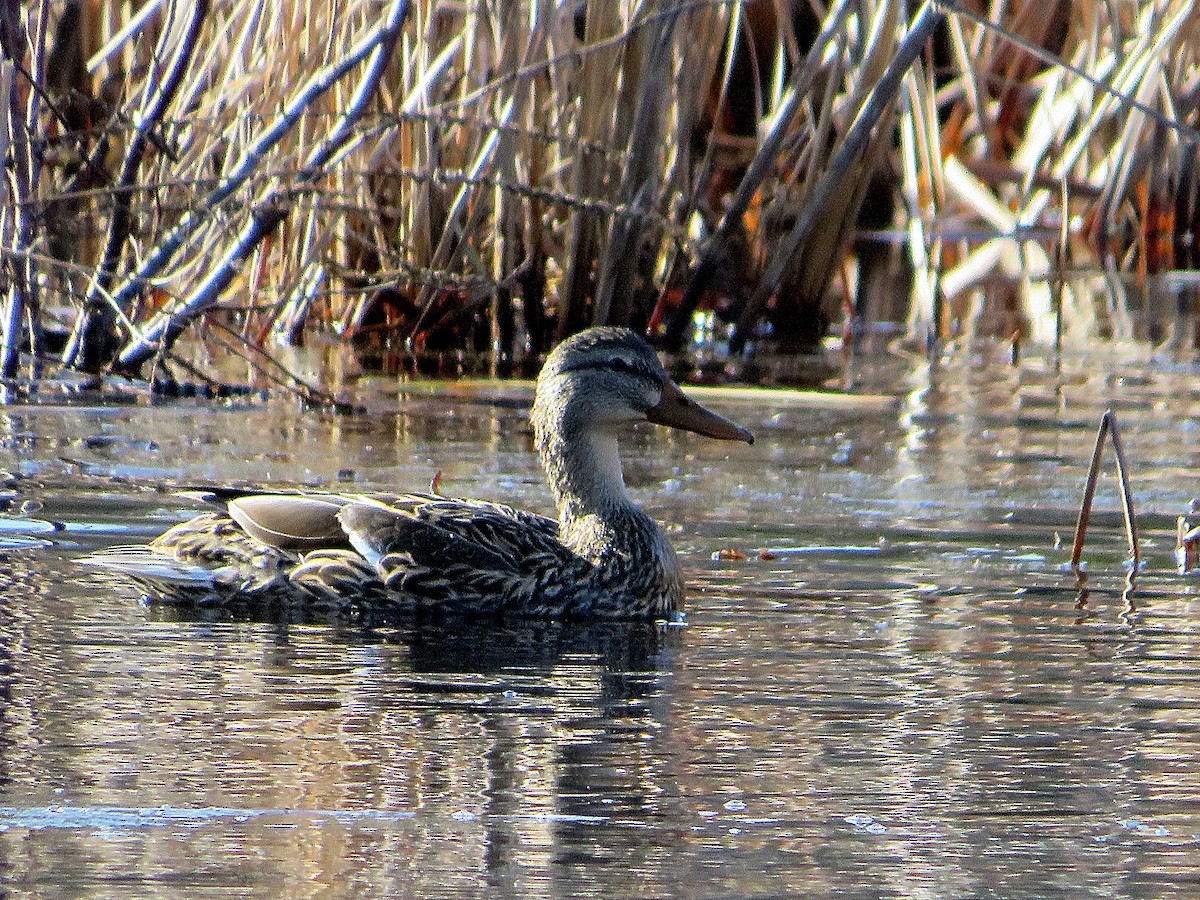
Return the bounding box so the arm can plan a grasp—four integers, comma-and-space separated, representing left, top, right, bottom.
1, 343, 1200, 897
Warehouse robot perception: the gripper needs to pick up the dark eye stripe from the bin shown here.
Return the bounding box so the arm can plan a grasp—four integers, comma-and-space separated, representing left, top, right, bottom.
560, 356, 660, 382
605, 357, 639, 375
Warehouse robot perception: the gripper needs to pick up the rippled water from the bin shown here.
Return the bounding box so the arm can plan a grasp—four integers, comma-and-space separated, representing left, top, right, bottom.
3, 343, 1200, 897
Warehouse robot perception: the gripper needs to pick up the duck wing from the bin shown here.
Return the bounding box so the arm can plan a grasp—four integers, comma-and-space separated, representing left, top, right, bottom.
212, 491, 406, 551
226, 494, 355, 550
392, 493, 561, 564
83, 491, 576, 616
333, 497, 583, 615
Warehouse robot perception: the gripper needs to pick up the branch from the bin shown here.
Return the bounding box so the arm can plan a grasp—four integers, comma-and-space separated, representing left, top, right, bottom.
62, 0, 208, 369
116, 0, 412, 371
104, 0, 412, 324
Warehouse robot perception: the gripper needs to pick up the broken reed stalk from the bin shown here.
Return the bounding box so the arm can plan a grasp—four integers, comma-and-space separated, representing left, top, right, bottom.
662, 0, 856, 349
1, 0, 49, 380
1070, 410, 1140, 572
0, 57, 27, 379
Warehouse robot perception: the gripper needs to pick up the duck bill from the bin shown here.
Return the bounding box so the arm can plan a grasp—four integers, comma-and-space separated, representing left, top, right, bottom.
646, 379, 755, 444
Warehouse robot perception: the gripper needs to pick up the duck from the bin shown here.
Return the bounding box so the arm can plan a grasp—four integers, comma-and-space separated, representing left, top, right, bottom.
81, 326, 754, 619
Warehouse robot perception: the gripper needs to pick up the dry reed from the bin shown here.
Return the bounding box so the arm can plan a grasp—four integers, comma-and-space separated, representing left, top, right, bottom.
0, 1, 1196, 392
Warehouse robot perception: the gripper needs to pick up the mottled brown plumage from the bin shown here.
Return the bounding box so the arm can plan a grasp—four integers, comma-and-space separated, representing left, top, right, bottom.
81, 327, 753, 619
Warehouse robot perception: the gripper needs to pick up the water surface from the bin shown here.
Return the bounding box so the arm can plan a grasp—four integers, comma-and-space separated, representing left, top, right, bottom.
2, 343, 1200, 897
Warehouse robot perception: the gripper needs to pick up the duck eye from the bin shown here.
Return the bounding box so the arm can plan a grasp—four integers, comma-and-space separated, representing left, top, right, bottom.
606, 357, 637, 375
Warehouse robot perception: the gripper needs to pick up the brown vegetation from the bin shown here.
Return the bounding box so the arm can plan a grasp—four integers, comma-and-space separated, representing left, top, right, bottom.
0, 1, 1196, 393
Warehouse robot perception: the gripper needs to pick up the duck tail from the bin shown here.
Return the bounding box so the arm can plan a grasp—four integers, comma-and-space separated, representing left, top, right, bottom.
76, 546, 219, 586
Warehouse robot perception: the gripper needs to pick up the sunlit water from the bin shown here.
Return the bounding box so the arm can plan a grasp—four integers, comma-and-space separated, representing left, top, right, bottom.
2, 343, 1200, 897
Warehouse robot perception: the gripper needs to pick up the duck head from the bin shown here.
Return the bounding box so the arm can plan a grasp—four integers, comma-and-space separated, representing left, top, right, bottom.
532, 327, 753, 520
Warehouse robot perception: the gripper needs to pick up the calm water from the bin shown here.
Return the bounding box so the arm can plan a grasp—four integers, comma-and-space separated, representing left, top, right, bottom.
2, 344, 1200, 898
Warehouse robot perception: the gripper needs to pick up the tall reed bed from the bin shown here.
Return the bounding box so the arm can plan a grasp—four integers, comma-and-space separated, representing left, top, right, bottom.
0, 1, 1195, 392
902, 0, 1200, 349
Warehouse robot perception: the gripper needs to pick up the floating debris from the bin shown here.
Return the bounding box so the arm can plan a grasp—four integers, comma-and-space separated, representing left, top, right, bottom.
712, 548, 748, 561
1176, 517, 1200, 573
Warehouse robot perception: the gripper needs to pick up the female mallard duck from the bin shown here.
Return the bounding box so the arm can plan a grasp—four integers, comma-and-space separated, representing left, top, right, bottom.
83, 327, 754, 618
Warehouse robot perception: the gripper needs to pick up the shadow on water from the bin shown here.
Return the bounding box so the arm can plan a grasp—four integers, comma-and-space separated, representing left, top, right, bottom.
3, 341, 1200, 896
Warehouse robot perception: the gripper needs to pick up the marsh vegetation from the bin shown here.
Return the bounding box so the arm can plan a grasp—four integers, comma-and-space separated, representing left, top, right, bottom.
2, 0, 1198, 394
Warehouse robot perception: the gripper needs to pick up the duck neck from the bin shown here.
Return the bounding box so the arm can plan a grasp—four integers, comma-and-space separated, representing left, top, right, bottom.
534, 397, 683, 606
537, 409, 636, 532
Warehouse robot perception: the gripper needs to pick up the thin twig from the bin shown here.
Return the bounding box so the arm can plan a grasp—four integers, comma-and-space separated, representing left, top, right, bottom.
203, 316, 345, 409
